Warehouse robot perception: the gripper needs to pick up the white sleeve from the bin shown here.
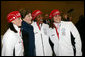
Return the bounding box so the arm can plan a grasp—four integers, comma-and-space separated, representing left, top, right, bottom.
1, 36, 15, 56
70, 22, 82, 56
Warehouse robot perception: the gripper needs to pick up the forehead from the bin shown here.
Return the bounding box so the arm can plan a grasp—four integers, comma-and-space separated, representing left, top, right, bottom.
54, 15, 61, 17
27, 13, 31, 15
37, 14, 43, 17
14, 18, 21, 21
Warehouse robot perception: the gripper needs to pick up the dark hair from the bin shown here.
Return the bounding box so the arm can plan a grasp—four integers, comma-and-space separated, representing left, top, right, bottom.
34, 18, 37, 22
49, 18, 55, 29
9, 23, 17, 33
19, 9, 31, 19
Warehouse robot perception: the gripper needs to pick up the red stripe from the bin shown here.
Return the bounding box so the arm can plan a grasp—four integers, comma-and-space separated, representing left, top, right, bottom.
19, 29, 24, 49
19, 29, 21, 36
37, 22, 40, 30
53, 24, 59, 39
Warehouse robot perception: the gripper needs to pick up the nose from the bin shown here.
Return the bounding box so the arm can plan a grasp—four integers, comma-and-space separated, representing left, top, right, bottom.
30, 16, 32, 20
40, 17, 43, 20
20, 19, 22, 22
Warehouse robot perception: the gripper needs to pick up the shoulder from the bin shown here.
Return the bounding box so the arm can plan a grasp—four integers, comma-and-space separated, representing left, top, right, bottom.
61, 21, 71, 23
61, 21, 73, 25
3, 29, 14, 37
31, 21, 37, 27
3, 29, 17, 42
43, 23, 49, 28
31, 21, 36, 25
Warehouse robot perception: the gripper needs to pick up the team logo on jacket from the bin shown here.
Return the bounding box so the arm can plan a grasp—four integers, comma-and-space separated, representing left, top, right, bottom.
61, 28, 66, 36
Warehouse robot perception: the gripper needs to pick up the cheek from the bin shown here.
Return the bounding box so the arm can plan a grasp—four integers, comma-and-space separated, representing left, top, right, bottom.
59, 16, 61, 19
28, 18, 31, 21
56, 17, 61, 20
54, 19, 57, 22
25, 18, 29, 21
59, 17, 61, 20
19, 20, 22, 23
54, 17, 57, 21
37, 18, 40, 21
28, 17, 32, 20
26, 18, 32, 22
40, 17, 43, 19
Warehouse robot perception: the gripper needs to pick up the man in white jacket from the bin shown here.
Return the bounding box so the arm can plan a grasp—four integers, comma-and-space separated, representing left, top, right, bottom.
1, 11, 24, 56
31, 10, 52, 56
48, 9, 82, 56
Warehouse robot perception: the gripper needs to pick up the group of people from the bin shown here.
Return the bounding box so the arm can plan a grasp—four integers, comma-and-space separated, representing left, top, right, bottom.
1, 9, 82, 56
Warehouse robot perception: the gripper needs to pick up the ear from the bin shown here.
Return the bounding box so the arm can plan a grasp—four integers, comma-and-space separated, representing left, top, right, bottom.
19, 18, 22, 22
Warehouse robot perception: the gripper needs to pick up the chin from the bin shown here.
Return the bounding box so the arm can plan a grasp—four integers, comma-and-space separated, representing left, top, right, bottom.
29, 22, 32, 24
18, 25, 21, 28
40, 22, 43, 24
27, 21, 31, 24
55, 21, 60, 23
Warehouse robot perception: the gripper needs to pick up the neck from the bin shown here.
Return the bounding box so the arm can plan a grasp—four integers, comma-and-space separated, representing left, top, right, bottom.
13, 24, 20, 32
37, 22, 43, 25
54, 22, 60, 24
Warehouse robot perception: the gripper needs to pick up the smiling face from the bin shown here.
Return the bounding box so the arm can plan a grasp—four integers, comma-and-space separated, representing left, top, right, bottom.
23, 13, 32, 24
36, 14, 43, 24
53, 15, 61, 23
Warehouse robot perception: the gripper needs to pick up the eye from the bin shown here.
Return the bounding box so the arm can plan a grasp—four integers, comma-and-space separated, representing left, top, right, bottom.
28, 15, 31, 17
18, 18, 21, 20
28, 16, 30, 17
37, 16, 40, 18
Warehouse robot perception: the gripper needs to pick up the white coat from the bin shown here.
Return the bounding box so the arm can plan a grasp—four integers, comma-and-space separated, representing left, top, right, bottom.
1, 24, 24, 56
48, 21, 82, 56
31, 22, 52, 56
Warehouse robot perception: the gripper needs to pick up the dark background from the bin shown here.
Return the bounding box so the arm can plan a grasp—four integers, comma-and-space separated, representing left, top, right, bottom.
1, 1, 84, 35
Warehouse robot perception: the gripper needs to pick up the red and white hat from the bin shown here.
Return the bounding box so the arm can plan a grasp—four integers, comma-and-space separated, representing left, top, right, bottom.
32, 10, 42, 20
7, 11, 21, 23
49, 9, 60, 19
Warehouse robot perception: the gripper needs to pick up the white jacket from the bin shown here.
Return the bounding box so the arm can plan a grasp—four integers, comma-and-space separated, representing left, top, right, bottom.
31, 22, 52, 56
48, 21, 82, 56
1, 24, 24, 56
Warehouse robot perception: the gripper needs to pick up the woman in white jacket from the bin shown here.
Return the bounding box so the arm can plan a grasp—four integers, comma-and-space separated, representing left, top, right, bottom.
31, 10, 52, 56
1, 11, 24, 56
48, 9, 82, 56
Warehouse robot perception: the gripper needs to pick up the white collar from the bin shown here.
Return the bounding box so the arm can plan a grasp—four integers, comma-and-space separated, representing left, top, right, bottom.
13, 24, 20, 32
54, 22, 61, 27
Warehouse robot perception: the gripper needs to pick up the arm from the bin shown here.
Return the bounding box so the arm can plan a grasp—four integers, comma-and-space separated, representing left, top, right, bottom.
1, 36, 15, 56
70, 22, 82, 56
